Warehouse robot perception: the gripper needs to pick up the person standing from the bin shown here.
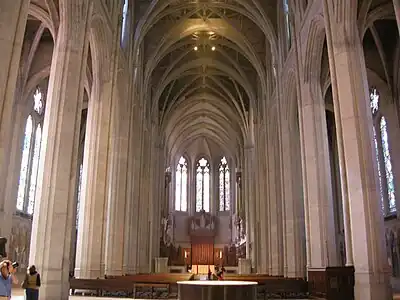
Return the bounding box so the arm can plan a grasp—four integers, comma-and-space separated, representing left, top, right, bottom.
0, 260, 18, 300
22, 265, 40, 300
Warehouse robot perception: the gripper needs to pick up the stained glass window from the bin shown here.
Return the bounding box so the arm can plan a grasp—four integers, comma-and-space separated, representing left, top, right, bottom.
380, 117, 396, 212
121, 0, 128, 44
196, 158, 210, 212
27, 125, 42, 215
219, 157, 230, 211
370, 88, 396, 214
370, 88, 379, 115
16, 116, 33, 211
16, 86, 44, 215
76, 163, 83, 228
175, 156, 188, 211
373, 127, 384, 213
33, 88, 44, 115
283, 0, 291, 49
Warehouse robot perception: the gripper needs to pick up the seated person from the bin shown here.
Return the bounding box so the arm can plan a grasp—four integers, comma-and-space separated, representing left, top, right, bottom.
216, 266, 226, 280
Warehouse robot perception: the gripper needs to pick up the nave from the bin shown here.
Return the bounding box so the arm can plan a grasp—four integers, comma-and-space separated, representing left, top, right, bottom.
2, 0, 400, 300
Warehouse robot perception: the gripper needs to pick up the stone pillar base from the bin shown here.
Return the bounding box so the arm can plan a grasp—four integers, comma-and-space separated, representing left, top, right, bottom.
238, 258, 252, 274
154, 257, 169, 273
354, 271, 392, 300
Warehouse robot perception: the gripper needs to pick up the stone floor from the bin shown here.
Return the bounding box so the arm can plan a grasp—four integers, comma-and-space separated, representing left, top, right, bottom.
10, 289, 400, 299
10, 289, 314, 299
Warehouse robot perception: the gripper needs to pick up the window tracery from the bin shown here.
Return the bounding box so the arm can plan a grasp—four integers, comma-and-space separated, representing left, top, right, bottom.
175, 156, 188, 211
370, 88, 396, 214
196, 158, 210, 212
219, 157, 230, 211
16, 87, 45, 216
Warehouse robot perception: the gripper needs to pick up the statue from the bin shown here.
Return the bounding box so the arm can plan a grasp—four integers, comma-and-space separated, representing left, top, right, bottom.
0, 237, 7, 259
161, 214, 173, 246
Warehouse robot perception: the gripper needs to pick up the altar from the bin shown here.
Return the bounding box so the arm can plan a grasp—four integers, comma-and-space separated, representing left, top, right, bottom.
177, 280, 258, 300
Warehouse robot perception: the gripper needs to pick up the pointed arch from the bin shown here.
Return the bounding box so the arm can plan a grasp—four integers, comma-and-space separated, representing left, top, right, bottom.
175, 155, 188, 211
218, 156, 230, 212
196, 157, 210, 212
370, 87, 396, 214
16, 86, 45, 215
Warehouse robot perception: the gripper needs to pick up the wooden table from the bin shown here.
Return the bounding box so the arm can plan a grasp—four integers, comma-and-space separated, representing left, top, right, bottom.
177, 280, 257, 300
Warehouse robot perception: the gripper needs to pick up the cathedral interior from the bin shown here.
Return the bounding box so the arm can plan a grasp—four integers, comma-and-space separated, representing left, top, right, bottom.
1, 0, 400, 299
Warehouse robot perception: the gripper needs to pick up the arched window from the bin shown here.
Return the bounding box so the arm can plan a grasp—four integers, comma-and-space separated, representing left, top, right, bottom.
76, 163, 83, 228
121, 0, 128, 44
283, 0, 292, 49
196, 158, 210, 212
16, 87, 45, 215
175, 156, 188, 211
370, 88, 396, 214
219, 157, 230, 211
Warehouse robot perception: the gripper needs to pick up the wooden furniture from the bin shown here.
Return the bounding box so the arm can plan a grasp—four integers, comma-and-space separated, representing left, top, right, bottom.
70, 273, 309, 299
178, 280, 257, 300
70, 273, 194, 298
308, 266, 355, 300
224, 274, 308, 299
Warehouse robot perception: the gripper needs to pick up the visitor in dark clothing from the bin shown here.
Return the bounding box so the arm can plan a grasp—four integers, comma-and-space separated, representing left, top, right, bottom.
22, 265, 40, 300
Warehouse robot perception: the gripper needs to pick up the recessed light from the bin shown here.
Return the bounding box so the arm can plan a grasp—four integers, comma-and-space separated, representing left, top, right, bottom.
194, 46, 198, 51
211, 46, 216, 51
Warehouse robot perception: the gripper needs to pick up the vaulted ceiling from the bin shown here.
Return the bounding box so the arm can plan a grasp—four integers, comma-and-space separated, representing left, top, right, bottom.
134, 0, 279, 161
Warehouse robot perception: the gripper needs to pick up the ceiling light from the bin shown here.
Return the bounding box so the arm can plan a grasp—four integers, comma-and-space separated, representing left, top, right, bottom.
211, 46, 216, 51
194, 46, 198, 51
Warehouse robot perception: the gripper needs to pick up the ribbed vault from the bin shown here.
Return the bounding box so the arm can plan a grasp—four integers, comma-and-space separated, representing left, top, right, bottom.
135, 0, 276, 161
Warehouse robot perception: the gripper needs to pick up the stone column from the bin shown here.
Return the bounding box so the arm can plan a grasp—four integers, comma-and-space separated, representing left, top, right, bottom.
123, 101, 143, 274
244, 145, 256, 270
151, 143, 164, 263
137, 124, 152, 272
28, 1, 92, 299
0, 0, 29, 238
266, 120, 284, 276
298, 74, 338, 269
323, 2, 391, 298
75, 77, 113, 278
104, 107, 129, 276
76, 0, 121, 277
255, 121, 268, 274
104, 76, 130, 276
281, 106, 306, 278
148, 124, 160, 271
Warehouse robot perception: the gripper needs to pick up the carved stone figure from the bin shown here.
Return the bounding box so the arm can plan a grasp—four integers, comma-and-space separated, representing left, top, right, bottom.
161, 214, 173, 246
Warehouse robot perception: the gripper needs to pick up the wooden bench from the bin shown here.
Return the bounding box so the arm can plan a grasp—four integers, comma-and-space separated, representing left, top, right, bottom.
70, 278, 135, 297
70, 273, 307, 299
70, 273, 194, 298
118, 273, 194, 298
224, 274, 308, 299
